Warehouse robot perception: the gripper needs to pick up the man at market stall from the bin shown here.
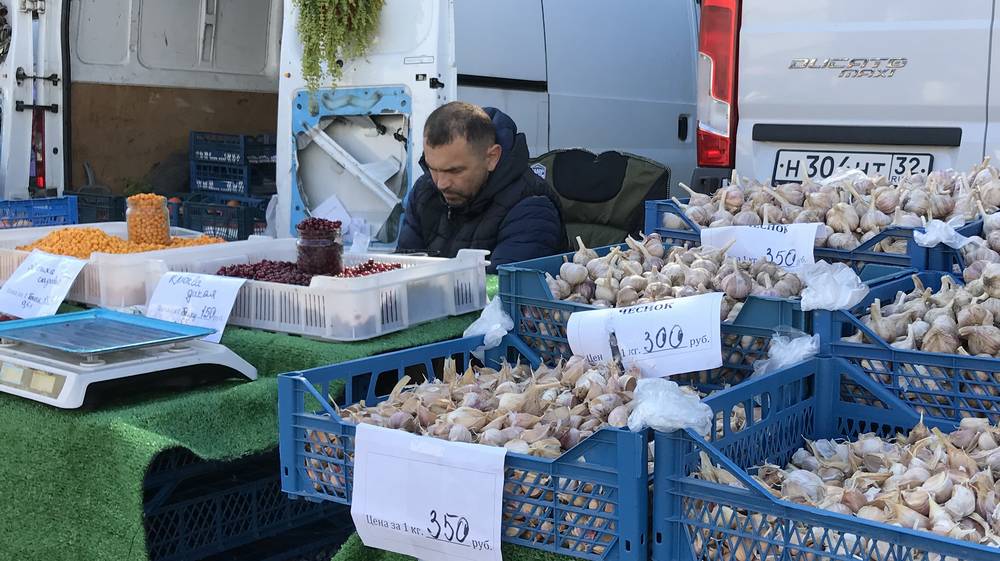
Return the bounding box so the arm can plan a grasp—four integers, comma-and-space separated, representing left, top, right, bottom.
397, 101, 567, 272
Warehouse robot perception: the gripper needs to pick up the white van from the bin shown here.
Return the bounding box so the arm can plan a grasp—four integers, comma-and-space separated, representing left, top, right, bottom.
694, 1, 995, 191
5, 1, 697, 239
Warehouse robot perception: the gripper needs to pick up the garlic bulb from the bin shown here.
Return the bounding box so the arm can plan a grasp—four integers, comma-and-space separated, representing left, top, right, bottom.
860, 197, 892, 232
559, 262, 588, 286
573, 236, 599, 265
720, 269, 752, 300
982, 263, 1000, 299
827, 202, 861, 234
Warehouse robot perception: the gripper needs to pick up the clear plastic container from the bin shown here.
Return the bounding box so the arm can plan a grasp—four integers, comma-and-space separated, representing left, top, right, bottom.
296, 224, 343, 276
126, 194, 171, 245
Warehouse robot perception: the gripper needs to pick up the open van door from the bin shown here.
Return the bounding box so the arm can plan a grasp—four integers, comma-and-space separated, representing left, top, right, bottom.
0, 0, 64, 199
276, 0, 457, 242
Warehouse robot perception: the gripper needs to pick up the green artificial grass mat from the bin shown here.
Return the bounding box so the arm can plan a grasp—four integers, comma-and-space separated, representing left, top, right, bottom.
331, 532, 573, 561
0, 310, 486, 561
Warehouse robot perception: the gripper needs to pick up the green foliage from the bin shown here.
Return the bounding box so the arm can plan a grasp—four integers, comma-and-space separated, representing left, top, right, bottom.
294, 0, 385, 94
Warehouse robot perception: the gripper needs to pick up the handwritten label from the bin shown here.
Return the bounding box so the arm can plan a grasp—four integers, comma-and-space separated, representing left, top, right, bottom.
351, 424, 505, 561
0, 250, 87, 318
146, 272, 245, 343
567, 293, 723, 378
700, 223, 820, 271
612, 292, 723, 377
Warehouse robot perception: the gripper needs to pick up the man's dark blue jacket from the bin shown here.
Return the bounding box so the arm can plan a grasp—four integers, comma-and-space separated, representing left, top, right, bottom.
397, 108, 566, 272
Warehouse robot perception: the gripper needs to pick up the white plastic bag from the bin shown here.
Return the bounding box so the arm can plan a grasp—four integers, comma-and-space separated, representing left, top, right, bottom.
627, 378, 713, 436
914, 217, 972, 249
463, 297, 514, 360
819, 168, 869, 187
752, 330, 819, 378
798, 260, 869, 311
349, 219, 371, 254
263, 195, 278, 238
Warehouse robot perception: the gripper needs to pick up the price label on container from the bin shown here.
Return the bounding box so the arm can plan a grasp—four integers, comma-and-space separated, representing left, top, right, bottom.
700, 223, 820, 271
351, 423, 505, 561
567, 293, 723, 378
146, 272, 245, 343
0, 250, 87, 318
612, 292, 724, 377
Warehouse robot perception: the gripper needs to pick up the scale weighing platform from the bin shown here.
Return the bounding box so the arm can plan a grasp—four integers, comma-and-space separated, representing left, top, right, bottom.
0, 310, 256, 408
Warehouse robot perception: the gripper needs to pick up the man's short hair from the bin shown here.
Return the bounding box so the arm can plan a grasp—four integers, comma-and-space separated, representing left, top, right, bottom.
424, 101, 496, 150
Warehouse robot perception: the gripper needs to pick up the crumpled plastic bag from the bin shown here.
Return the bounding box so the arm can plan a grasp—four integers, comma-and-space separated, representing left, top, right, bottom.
914, 217, 973, 249
819, 168, 869, 187
752, 329, 819, 378
263, 195, 278, 238
798, 260, 869, 311
463, 297, 514, 360
627, 378, 713, 436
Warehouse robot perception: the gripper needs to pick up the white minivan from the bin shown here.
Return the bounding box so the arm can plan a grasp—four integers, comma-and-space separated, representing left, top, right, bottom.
2, 0, 698, 241
694, 0, 997, 191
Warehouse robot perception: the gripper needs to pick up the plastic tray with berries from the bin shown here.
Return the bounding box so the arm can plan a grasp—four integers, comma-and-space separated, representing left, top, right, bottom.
144, 237, 489, 341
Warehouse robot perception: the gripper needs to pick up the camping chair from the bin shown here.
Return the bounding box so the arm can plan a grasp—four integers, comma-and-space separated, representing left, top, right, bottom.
529, 149, 670, 249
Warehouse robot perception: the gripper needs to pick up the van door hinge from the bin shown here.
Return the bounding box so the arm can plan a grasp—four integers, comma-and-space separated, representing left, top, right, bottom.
19, 0, 43, 14
15, 101, 58, 113
15, 67, 59, 86
429, 77, 445, 89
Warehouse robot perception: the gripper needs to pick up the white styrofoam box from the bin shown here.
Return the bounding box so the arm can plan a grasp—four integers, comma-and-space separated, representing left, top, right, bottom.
145, 239, 489, 341
0, 222, 216, 308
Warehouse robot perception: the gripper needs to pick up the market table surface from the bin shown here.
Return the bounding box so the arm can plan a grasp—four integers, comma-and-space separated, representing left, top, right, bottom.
0, 277, 500, 561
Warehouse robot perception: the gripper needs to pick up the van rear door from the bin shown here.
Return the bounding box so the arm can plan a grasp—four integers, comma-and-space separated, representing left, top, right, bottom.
736, 2, 992, 183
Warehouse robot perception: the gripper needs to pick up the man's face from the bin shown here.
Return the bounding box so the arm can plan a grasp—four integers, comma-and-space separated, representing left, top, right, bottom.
424, 137, 501, 207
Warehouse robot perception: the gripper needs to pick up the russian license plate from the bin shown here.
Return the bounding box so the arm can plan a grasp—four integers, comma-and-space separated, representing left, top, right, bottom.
772, 150, 933, 184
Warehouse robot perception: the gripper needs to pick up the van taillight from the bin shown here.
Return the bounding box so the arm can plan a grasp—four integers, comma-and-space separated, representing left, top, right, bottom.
696, 0, 740, 168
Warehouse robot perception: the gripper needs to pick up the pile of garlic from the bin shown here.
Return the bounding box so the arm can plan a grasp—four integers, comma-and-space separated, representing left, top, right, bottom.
335, 356, 641, 457
843, 273, 1000, 356
699, 417, 1000, 549
666, 159, 1000, 254
960, 212, 1000, 274
549, 234, 805, 321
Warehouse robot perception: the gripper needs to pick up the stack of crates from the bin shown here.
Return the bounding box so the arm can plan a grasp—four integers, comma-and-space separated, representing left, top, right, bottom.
187, 131, 275, 240
189, 131, 276, 197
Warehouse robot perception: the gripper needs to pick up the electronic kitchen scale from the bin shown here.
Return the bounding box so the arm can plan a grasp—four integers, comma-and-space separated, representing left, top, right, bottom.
0, 310, 257, 408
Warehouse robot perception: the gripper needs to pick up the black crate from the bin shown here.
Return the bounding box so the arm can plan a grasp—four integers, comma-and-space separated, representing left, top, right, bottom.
144, 449, 343, 561
70, 191, 125, 224
181, 193, 268, 241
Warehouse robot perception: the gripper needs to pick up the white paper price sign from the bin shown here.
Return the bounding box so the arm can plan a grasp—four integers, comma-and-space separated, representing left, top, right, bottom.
351, 423, 506, 561
700, 223, 820, 271
0, 250, 87, 318
146, 272, 246, 343
568, 293, 724, 378
612, 292, 724, 377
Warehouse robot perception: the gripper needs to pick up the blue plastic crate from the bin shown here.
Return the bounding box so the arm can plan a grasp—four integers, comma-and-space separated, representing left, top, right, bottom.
496, 243, 911, 366
191, 161, 252, 195
278, 334, 650, 561
644, 198, 976, 273
190, 131, 277, 165
651, 357, 998, 561
182, 193, 268, 241
0, 196, 77, 229
277, 328, 786, 561
811, 270, 1000, 424
144, 449, 344, 561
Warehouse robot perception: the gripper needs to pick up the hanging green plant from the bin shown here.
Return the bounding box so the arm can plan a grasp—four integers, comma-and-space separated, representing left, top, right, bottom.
293, 0, 385, 95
